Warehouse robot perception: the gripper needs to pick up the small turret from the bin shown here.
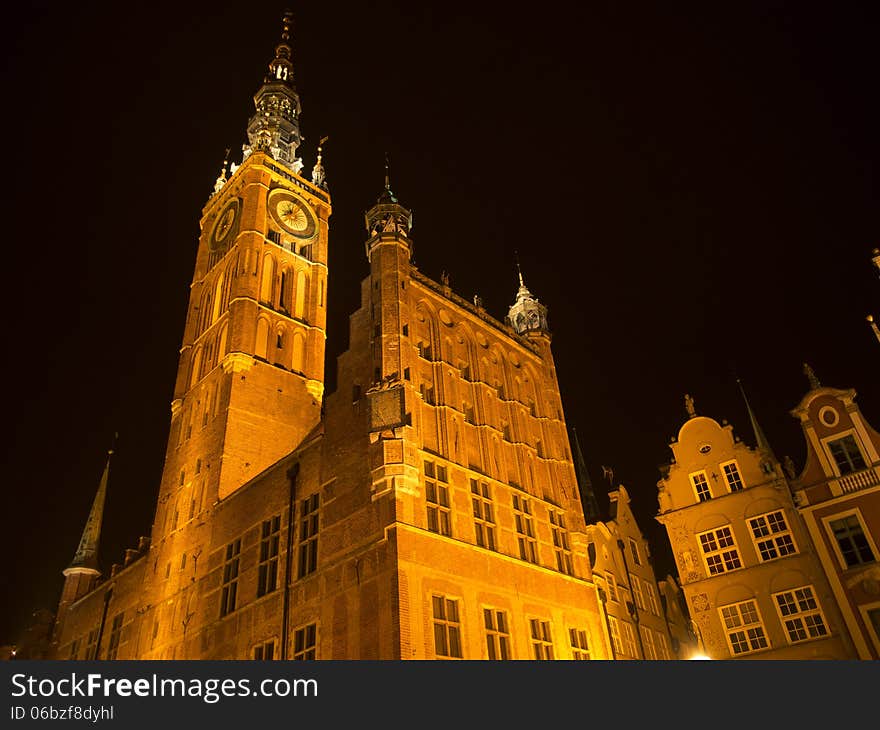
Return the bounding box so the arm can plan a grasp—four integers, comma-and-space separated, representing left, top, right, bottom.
364, 155, 413, 260
507, 262, 549, 335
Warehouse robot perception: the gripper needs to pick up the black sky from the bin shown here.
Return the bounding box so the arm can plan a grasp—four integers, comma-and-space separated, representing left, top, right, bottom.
1, 1, 877, 642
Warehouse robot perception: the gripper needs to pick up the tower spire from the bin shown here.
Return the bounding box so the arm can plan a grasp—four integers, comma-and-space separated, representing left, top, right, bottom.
737, 379, 778, 463
803, 362, 821, 390
507, 258, 548, 334
572, 428, 602, 523
243, 10, 304, 173
66, 443, 114, 575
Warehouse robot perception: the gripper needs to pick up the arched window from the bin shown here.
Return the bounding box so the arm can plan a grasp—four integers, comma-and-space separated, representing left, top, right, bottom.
292, 333, 305, 373
255, 318, 269, 359
260, 255, 275, 304
212, 274, 224, 323
189, 347, 203, 388
280, 270, 291, 312
218, 324, 228, 360
294, 271, 307, 320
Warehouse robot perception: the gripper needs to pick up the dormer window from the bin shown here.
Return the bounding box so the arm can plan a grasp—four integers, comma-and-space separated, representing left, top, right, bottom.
826, 434, 867, 475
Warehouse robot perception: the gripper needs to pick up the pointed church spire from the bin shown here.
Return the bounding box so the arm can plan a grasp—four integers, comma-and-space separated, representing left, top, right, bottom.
243, 10, 304, 172
572, 428, 602, 523
65, 445, 114, 575
803, 362, 821, 390
737, 379, 778, 463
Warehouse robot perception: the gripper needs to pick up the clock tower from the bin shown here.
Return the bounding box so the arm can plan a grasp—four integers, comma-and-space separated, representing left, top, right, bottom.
149, 11, 331, 558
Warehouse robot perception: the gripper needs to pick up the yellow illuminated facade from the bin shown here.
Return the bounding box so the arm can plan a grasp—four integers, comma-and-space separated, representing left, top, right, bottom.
49, 14, 614, 661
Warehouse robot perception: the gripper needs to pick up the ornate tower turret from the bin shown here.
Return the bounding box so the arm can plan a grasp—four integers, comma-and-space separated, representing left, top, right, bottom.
364, 158, 413, 260
507, 265, 549, 335
244, 11, 304, 172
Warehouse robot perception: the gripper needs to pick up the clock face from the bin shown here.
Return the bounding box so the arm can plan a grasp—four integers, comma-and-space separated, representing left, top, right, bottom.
210, 200, 240, 250
268, 190, 317, 240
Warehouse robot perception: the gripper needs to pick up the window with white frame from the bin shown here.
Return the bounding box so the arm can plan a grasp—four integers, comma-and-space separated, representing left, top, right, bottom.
656, 630, 670, 660
621, 621, 638, 658
569, 628, 590, 660
826, 434, 867, 475
631, 575, 645, 611
772, 586, 829, 644
483, 608, 510, 660
697, 526, 742, 575
607, 616, 624, 656
641, 626, 656, 659
748, 510, 797, 562
605, 572, 619, 602
529, 619, 554, 659
628, 538, 641, 565
828, 513, 877, 568
719, 599, 769, 656
690, 471, 712, 502
645, 582, 659, 616
721, 460, 745, 492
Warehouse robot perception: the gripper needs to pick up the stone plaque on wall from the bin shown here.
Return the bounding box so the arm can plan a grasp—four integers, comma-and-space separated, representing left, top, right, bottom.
368, 385, 405, 431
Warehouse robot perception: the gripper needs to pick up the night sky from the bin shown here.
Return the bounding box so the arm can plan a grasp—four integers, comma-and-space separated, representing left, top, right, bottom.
1, 1, 877, 643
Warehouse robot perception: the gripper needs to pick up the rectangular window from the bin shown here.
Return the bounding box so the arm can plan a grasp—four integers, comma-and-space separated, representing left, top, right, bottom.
773, 586, 829, 644
432, 596, 462, 658
220, 538, 241, 617
719, 600, 769, 656
297, 494, 320, 578
656, 631, 670, 660
464, 403, 476, 424
529, 619, 553, 659
607, 617, 624, 656
68, 639, 80, 660
569, 628, 590, 660
829, 513, 877, 568
749, 510, 798, 562
827, 434, 867, 475
471, 479, 496, 550
550, 510, 574, 575
512, 494, 538, 563
641, 626, 657, 660
253, 639, 276, 660
85, 629, 98, 660
631, 575, 645, 611
293, 624, 317, 660
629, 538, 642, 565
690, 471, 711, 502
483, 608, 510, 660
645, 582, 659, 616
605, 572, 619, 602
721, 460, 745, 492
106, 613, 124, 660
418, 342, 433, 361
621, 621, 637, 658
258, 515, 281, 596
698, 526, 742, 575
425, 461, 452, 536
